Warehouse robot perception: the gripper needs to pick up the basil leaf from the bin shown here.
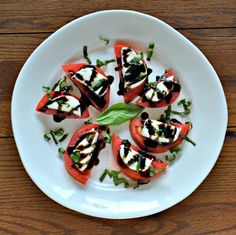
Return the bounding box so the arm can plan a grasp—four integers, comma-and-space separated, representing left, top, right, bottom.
83, 45, 92, 64
180, 134, 196, 147
147, 42, 155, 61
58, 148, 65, 155
70, 150, 81, 163
96, 103, 144, 126
131, 52, 143, 64
133, 180, 150, 189
96, 59, 115, 67
99, 35, 110, 46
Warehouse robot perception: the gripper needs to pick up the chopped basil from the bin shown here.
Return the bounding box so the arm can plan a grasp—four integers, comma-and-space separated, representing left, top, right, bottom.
160, 105, 172, 123
133, 180, 150, 189
91, 78, 105, 89
170, 147, 183, 154
42, 86, 50, 92
44, 128, 68, 145
147, 42, 155, 61
87, 134, 94, 142
70, 150, 81, 163
131, 52, 143, 64
83, 45, 92, 64
169, 99, 192, 116
50, 130, 58, 145
99, 35, 110, 46
96, 103, 144, 126
102, 131, 111, 144
96, 59, 115, 67
146, 82, 156, 89
44, 134, 51, 142
53, 128, 64, 136
99, 169, 130, 188
165, 154, 176, 163
185, 121, 193, 129
136, 155, 142, 172
149, 167, 165, 176
139, 71, 147, 78
180, 135, 196, 147
58, 133, 68, 143
58, 148, 65, 155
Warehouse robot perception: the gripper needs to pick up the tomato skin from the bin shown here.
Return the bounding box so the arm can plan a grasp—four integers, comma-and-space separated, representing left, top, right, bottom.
64, 124, 106, 185
62, 63, 110, 112
129, 118, 191, 153
36, 91, 90, 118
136, 69, 181, 108
114, 44, 147, 103
112, 134, 169, 181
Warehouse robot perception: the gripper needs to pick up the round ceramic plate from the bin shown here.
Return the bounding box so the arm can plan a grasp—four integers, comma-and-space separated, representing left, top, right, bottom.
12, 10, 227, 219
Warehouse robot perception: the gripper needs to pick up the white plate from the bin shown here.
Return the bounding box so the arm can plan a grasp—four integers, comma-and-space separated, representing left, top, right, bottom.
12, 10, 227, 219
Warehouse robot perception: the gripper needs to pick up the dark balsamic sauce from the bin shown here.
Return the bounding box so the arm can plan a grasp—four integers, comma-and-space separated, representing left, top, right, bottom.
53, 115, 66, 123
119, 139, 155, 177
141, 112, 149, 120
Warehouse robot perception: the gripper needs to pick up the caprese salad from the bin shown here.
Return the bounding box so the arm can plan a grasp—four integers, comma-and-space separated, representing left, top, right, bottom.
36, 38, 195, 189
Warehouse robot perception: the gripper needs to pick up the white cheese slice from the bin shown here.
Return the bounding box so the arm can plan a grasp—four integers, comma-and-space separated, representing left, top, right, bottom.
46, 95, 81, 116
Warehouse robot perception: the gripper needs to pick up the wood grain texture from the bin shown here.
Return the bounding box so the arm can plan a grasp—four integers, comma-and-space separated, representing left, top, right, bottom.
0, 133, 235, 235
0, 0, 236, 234
0, 0, 236, 33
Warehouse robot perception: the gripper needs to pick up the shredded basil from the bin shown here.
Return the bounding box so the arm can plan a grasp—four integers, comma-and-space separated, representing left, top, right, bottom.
102, 131, 111, 143
44, 134, 51, 142
146, 82, 156, 89
169, 99, 192, 116
50, 130, 58, 145
96, 59, 115, 67
91, 79, 105, 89
70, 150, 81, 163
42, 86, 50, 92
99, 169, 130, 188
160, 105, 172, 123
83, 45, 92, 64
53, 128, 64, 136
99, 35, 110, 45
165, 154, 176, 163
133, 180, 150, 189
147, 42, 155, 61
96, 103, 144, 126
185, 121, 193, 129
131, 52, 144, 64
149, 167, 165, 176
170, 147, 182, 154
58, 133, 68, 143
180, 135, 196, 147
58, 148, 65, 155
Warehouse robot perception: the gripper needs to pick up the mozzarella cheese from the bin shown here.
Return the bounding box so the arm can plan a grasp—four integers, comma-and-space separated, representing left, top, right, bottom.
141, 119, 181, 144
119, 144, 153, 172
46, 95, 81, 116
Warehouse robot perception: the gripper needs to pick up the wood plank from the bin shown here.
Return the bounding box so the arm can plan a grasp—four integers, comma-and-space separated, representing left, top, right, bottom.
0, 132, 235, 234
0, 0, 236, 33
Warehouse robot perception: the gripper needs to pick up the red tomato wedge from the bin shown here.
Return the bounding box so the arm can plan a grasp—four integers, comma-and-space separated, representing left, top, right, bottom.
136, 69, 181, 108
64, 124, 108, 185
62, 63, 111, 112
114, 44, 148, 103
36, 91, 89, 119
130, 118, 191, 153
112, 134, 169, 181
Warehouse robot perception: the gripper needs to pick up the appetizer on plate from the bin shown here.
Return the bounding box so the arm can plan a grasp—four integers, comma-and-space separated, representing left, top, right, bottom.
130, 118, 191, 153
64, 124, 110, 185
36, 91, 90, 122
136, 69, 181, 108
63, 63, 113, 111
114, 44, 149, 103
112, 134, 169, 181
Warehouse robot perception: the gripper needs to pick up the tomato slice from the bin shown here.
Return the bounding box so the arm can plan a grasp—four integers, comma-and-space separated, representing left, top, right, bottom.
64, 124, 108, 185
114, 44, 147, 103
62, 63, 111, 111
129, 118, 191, 153
136, 69, 181, 108
36, 91, 90, 119
112, 134, 169, 181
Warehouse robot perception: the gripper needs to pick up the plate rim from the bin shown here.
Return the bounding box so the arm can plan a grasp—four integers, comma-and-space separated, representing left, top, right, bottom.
11, 9, 228, 219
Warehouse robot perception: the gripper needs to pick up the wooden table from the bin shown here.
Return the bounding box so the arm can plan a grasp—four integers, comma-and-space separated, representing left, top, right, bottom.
1, 1, 235, 234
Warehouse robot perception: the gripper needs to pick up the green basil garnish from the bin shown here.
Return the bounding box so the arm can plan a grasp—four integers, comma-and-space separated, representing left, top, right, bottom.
58, 148, 65, 155
96, 59, 115, 67
70, 150, 81, 163
99, 35, 110, 46
96, 103, 144, 126
170, 147, 182, 154
102, 131, 111, 143
83, 45, 92, 64
165, 154, 176, 163
44, 134, 51, 142
44, 128, 68, 144
131, 52, 144, 64
180, 135, 196, 147
58, 133, 68, 143
147, 42, 155, 61
99, 169, 130, 188
53, 128, 64, 136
